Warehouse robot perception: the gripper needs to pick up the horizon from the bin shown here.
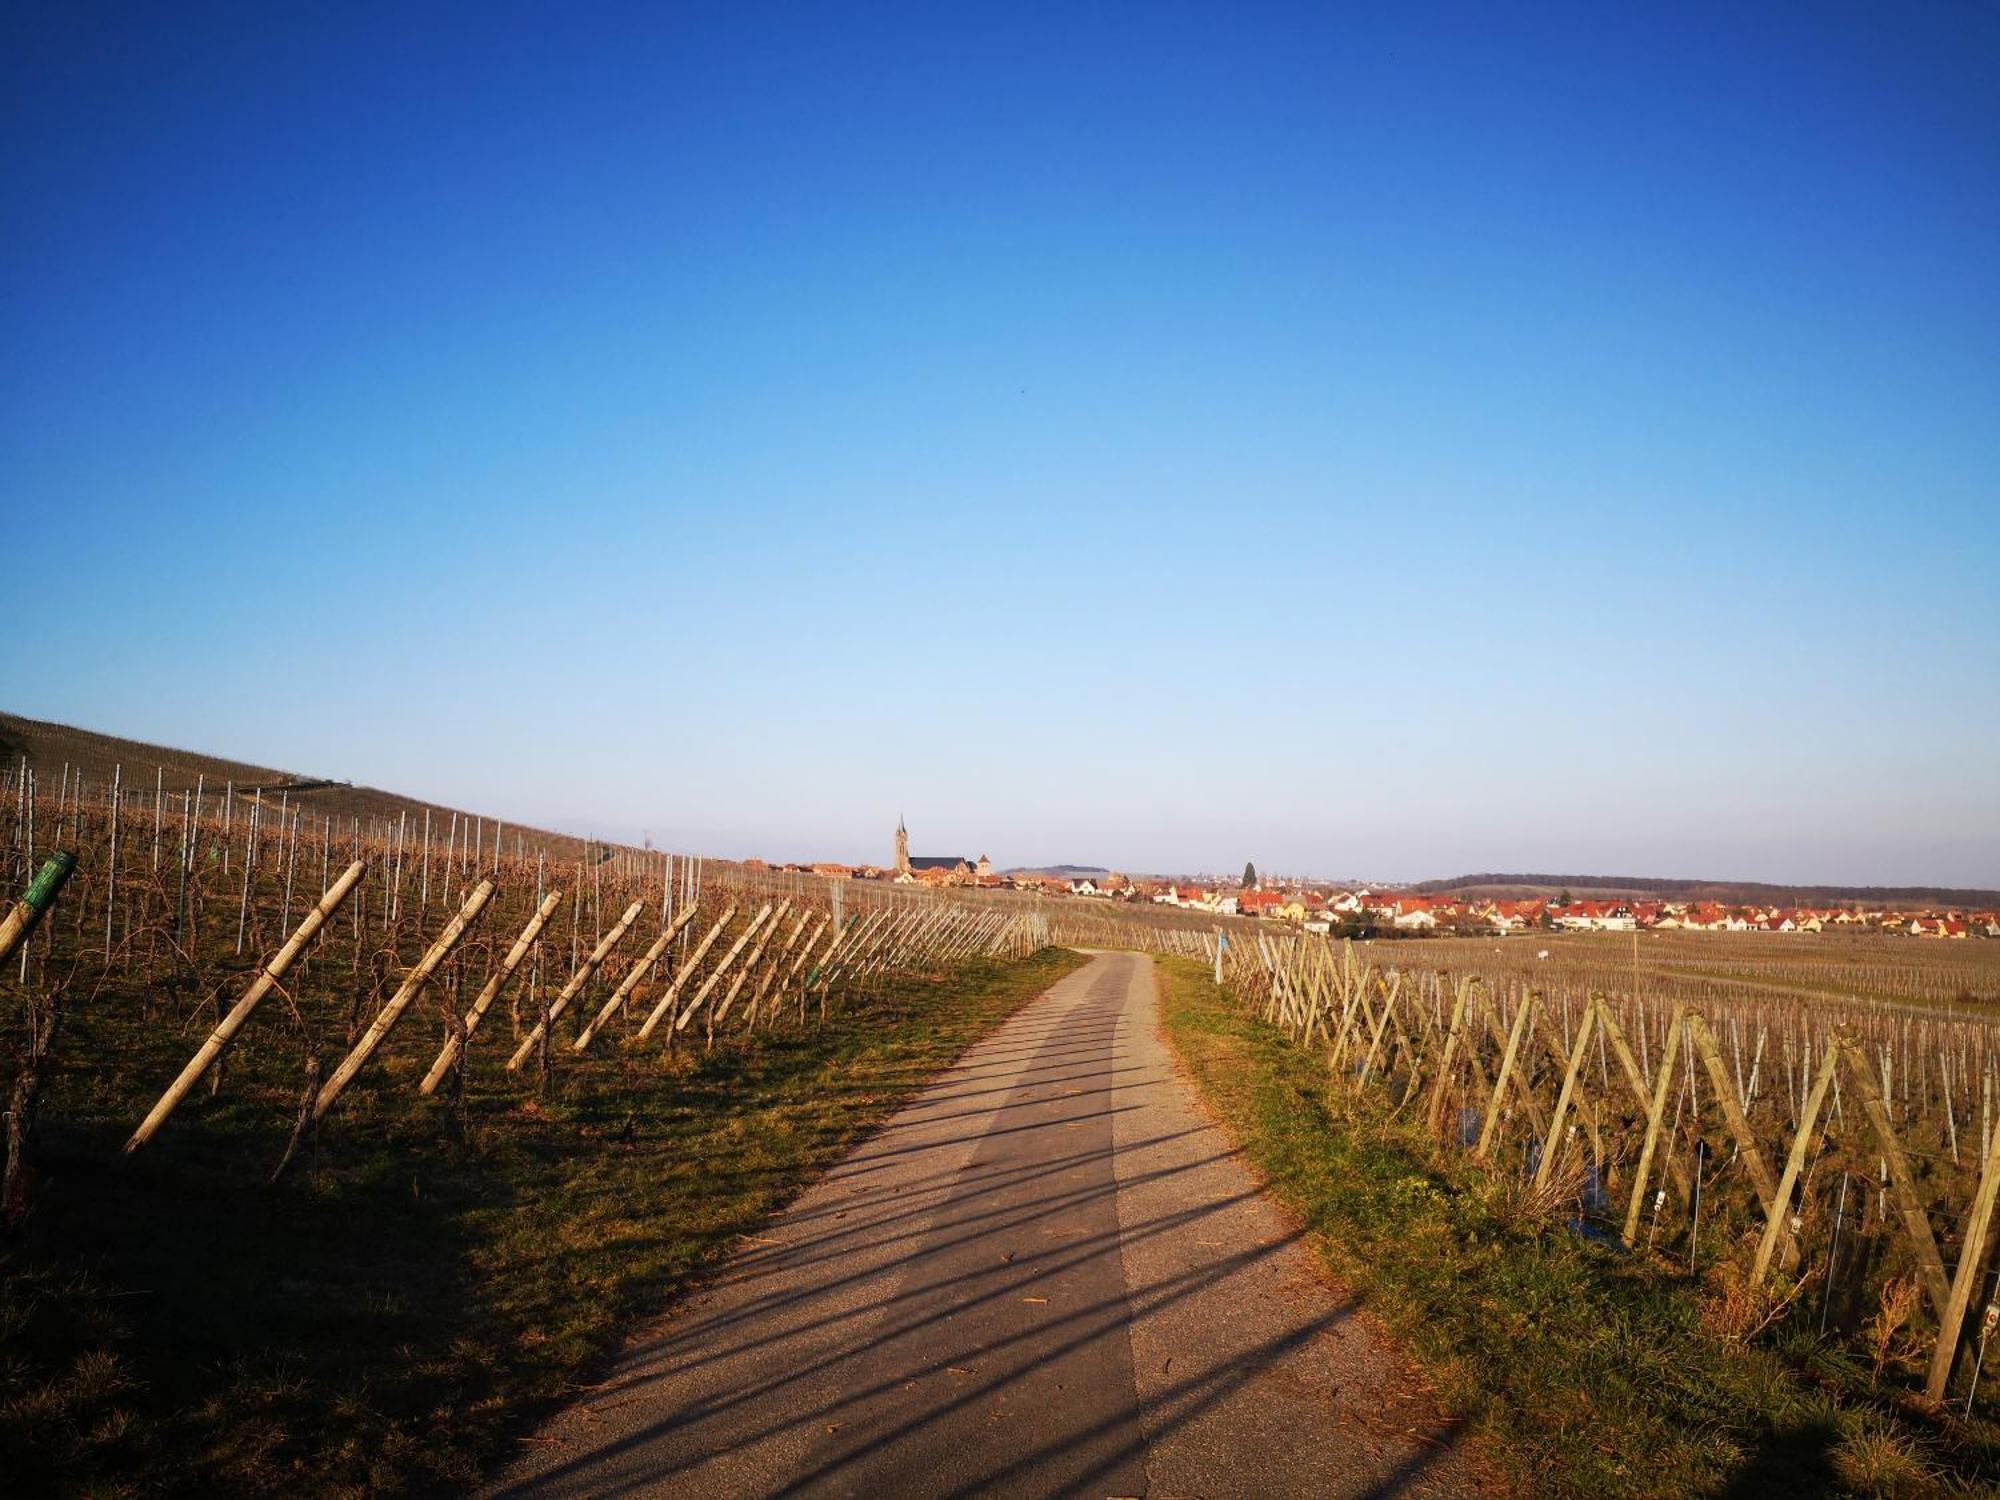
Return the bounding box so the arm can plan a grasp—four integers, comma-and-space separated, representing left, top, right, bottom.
5, 5, 1996, 887
11, 705, 2000, 902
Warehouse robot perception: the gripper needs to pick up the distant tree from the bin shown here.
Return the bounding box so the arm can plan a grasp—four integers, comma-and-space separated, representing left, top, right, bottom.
1334, 911, 1382, 941
1242, 861, 1258, 890
1556, 887, 1572, 907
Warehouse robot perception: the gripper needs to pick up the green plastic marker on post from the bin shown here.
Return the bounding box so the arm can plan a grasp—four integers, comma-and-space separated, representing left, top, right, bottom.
0, 850, 78, 965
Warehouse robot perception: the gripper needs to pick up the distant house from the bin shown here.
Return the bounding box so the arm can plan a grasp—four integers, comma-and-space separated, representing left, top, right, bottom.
1392, 908, 1438, 930
1554, 900, 1635, 932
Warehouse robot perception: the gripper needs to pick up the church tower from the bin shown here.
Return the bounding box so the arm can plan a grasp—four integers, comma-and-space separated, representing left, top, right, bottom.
894, 815, 910, 876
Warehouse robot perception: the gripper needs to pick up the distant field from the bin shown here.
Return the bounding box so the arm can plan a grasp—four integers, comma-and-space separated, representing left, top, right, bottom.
1405, 926, 2000, 1012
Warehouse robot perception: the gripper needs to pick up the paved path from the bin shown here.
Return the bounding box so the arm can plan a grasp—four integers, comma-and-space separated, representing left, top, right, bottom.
490, 952, 1482, 1499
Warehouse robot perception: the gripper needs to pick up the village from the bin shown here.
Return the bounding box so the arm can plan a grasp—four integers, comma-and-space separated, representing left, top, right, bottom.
744, 821, 2000, 940
753, 869, 1999, 940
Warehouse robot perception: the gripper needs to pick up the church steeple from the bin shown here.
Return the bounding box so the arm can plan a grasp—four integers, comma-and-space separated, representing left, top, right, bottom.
894, 815, 910, 875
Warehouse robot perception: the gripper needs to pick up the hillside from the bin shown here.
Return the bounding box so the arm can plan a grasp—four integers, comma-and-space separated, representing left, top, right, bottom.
1413, 870, 2000, 909
0, 710, 592, 857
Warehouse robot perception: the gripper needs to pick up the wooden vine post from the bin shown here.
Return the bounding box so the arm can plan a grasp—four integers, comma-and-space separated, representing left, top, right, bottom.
507, 899, 646, 1070
1424, 977, 1474, 1135
1532, 997, 1598, 1191
1838, 1032, 1953, 1319
688, 903, 778, 1042
124, 860, 366, 1153
0, 851, 77, 967
1685, 1015, 1791, 1264
634, 904, 739, 1040
1750, 1037, 1840, 1285
1478, 993, 1537, 1160
314, 878, 495, 1119
712, 904, 791, 1034
419, 886, 565, 1094
1927, 1114, 2000, 1402
572, 902, 703, 1052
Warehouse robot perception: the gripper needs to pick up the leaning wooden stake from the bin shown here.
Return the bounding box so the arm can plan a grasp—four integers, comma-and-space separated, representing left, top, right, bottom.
419, 887, 564, 1094
572, 902, 702, 1052
125, 860, 366, 1152
1478, 993, 1536, 1160
634, 904, 738, 1040
1596, 1001, 1692, 1205
712, 903, 791, 1033
1622, 1008, 1685, 1247
1840, 1032, 1953, 1319
0, 851, 77, 967
1751, 1037, 1839, 1286
1927, 1108, 2000, 1402
507, 900, 646, 1070
315, 878, 494, 1119
1686, 1015, 1786, 1227
1425, 977, 1473, 1134
682, 903, 777, 1038
1533, 998, 1598, 1191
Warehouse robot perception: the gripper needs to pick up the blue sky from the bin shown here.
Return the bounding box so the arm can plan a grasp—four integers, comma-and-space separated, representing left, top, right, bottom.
4, 3, 1996, 884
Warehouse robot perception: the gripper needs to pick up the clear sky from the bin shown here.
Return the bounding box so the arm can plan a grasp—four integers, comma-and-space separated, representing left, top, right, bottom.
4, 3, 1996, 885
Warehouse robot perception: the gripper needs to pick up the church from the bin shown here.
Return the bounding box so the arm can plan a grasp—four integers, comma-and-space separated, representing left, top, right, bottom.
894, 816, 992, 885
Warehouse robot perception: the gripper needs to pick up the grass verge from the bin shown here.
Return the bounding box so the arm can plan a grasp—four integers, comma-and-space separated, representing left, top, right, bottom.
2, 947, 1085, 1497
1152, 955, 1998, 1499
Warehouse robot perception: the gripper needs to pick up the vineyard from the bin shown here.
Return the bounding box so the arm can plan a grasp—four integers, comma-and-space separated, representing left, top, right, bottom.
1115, 918, 2000, 1457
9, 753, 2000, 1490
1, 764, 1043, 1170
0, 762, 1061, 1493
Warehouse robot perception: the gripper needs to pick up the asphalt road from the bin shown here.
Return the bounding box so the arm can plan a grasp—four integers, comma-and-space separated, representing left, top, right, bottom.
489, 951, 1483, 1499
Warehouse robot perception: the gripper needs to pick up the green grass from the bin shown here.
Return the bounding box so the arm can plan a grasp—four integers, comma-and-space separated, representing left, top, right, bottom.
1, 947, 1085, 1497
1151, 956, 1999, 1499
